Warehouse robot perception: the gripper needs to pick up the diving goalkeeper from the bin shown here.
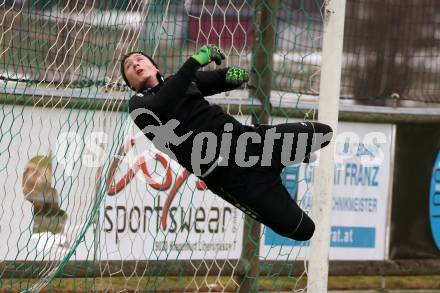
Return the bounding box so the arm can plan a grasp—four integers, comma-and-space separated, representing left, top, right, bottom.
121, 45, 332, 241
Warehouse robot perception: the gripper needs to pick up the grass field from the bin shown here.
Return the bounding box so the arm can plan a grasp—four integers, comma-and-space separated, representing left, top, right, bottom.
1, 275, 440, 292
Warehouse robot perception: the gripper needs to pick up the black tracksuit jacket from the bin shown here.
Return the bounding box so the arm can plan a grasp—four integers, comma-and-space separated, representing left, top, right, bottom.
128, 58, 242, 176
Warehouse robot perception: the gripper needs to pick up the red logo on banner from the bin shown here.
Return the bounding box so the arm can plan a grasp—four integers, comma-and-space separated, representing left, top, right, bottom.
105, 149, 207, 231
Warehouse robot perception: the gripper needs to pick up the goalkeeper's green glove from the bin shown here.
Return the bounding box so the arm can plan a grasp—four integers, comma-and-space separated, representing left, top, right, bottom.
192, 44, 225, 67
226, 67, 249, 85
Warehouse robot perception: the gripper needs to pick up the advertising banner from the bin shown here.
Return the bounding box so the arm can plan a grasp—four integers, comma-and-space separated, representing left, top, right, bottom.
430, 150, 440, 250
260, 120, 394, 260
0, 105, 108, 261
1, 106, 393, 262
0, 107, 246, 262
98, 117, 247, 260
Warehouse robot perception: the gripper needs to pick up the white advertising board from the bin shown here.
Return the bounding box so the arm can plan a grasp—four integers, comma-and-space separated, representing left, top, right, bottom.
260, 120, 394, 260
0, 105, 114, 260
0, 105, 393, 262
97, 117, 249, 260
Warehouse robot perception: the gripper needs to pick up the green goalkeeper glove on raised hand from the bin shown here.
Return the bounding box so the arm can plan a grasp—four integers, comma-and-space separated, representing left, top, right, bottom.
192, 44, 225, 67
226, 67, 249, 85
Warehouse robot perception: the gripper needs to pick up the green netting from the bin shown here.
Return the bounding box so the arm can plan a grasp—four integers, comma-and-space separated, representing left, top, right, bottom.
0, 0, 324, 292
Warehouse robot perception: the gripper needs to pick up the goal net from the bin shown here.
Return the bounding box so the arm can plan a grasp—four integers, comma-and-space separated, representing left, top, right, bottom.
0, 0, 324, 291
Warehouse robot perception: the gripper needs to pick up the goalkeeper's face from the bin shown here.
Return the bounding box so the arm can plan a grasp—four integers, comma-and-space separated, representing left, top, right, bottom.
123, 53, 159, 91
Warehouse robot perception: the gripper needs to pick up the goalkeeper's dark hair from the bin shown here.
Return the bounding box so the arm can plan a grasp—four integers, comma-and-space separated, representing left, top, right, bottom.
120, 51, 159, 90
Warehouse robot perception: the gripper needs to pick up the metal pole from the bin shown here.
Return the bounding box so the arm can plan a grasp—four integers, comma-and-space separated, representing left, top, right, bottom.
238, 0, 278, 292
307, 1, 346, 292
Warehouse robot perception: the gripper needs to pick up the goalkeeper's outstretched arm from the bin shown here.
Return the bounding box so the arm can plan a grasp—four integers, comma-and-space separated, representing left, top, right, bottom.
192, 44, 249, 96
144, 44, 234, 104
195, 66, 249, 97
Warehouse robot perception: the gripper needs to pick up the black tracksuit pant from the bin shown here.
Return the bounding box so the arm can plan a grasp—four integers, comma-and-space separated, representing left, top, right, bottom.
203, 121, 333, 241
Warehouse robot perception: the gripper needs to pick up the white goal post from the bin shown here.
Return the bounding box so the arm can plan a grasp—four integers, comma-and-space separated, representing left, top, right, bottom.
308, 0, 347, 292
